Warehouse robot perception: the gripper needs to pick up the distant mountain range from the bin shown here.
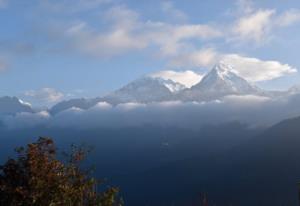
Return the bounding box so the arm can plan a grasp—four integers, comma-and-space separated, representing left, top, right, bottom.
0, 96, 33, 115
1, 62, 300, 115
47, 62, 300, 114
2, 63, 300, 205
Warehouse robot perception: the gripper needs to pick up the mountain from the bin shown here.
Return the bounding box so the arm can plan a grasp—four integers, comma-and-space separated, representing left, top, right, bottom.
50, 63, 295, 114
103, 77, 185, 104
48, 64, 265, 114
49, 97, 103, 115
0, 96, 33, 115
50, 77, 185, 114
115, 116, 300, 206
180, 62, 262, 101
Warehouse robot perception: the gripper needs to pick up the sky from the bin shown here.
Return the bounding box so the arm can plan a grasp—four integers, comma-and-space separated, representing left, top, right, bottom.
1, 0, 300, 106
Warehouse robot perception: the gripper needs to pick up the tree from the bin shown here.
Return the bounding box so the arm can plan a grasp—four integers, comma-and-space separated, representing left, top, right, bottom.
0, 137, 122, 206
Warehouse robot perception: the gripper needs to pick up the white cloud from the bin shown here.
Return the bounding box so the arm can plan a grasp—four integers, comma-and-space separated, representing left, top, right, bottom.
2, 111, 50, 129
24, 88, 64, 104
4, 93, 300, 129
164, 46, 297, 82
232, 9, 275, 44
161, 1, 188, 22
276, 9, 300, 27
93, 102, 113, 110
235, 0, 254, 15
165, 50, 297, 82
63, 5, 221, 58
116, 102, 146, 111
221, 54, 297, 82
20, 0, 300, 86
151, 24, 222, 57
169, 48, 218, 68
230, 2, 300, 45
65, 6, 148, 57
104, 5, 140, 30
66, 22, 147, 57
223, 94, 270, 106
150, 70, 203, 88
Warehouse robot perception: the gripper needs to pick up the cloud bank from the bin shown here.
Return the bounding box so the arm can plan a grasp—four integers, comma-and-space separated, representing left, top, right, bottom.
2, 94, 300, 130
221, 54, 297, 82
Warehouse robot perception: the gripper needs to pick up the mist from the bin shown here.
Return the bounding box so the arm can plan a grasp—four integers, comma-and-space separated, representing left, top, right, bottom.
1, 93, 300, 130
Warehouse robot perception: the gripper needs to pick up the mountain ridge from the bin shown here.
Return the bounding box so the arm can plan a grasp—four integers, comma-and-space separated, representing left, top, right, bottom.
2, 62, 299, 115
48, 63, 300, 114
0, 96, 33, 115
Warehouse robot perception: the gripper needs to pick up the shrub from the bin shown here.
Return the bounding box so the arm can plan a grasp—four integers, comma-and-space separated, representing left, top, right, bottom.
0, 137, 122, 206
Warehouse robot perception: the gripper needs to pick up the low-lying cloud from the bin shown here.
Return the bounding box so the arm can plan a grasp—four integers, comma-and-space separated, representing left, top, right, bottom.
2, 94, 300, 130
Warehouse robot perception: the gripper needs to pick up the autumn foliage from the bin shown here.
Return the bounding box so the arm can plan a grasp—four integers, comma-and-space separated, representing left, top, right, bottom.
0, 137, 122, 206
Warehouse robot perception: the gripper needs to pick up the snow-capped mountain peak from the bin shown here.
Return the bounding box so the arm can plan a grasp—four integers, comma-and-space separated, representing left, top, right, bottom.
104, 76, 185, 104
48, 64, 270, 113
155, 77, 186, 93
210, 62, 236, 80
180, 62, 261, 101
200, 63, 258, 91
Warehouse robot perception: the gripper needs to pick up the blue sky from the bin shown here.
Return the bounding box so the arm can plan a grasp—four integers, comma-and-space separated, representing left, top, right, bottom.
1, 0, 300, 106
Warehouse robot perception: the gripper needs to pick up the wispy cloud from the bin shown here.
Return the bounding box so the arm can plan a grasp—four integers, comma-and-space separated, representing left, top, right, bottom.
231, 9, 275, 44
64, 5, 221, 58
1, 0, 298, 86
161, 1, 188, 22
164, 49, 297, 82
4, 93, 300, 129
24, 88, 64, 104
169, 48, 218, 68
230, 1, 300, 45
39, 0, 112, 13
276, 9, 300, 27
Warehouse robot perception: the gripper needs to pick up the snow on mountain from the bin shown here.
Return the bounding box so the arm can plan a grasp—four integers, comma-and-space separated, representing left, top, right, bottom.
0, 96, 34, 115
160, 79, 186, 93
104, 77, 185, 104
180, 62, 262, 101
150, 70, 203, 88
49, 63, 298, 114
105, 63, 267, 104
49, 77, 185, 114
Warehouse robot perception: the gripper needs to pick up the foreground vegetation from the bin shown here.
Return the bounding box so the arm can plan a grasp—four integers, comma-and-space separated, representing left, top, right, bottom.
0, 137, 122, 206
